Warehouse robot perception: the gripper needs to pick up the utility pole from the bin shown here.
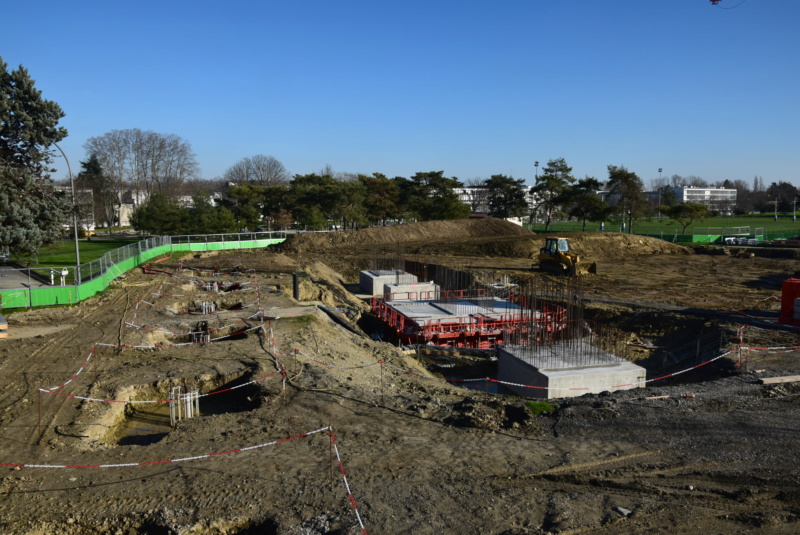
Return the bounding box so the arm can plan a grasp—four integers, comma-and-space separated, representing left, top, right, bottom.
53, 142, 81, 285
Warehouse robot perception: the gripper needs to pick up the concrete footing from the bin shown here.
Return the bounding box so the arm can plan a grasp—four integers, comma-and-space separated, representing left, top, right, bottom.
497, 342, 646, 399
359, 270, 417, 296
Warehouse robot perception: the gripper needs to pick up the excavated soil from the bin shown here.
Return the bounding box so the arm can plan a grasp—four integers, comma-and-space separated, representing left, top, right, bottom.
0, 219, 799, 534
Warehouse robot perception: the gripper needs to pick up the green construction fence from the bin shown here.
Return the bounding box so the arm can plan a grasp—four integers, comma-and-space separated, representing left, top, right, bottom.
0, 232, 287, 309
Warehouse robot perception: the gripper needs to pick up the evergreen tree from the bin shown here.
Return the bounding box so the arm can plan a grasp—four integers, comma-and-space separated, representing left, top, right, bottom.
407, 171, 470, 221
531, 158, 575, 231
0, 57, 70, 257
485, 174, 528, 219
607, 165, 646, 233
565, 177, 608, 230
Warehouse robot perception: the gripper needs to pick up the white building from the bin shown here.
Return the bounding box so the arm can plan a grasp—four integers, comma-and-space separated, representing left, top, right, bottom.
673, 186, 737, 213
454, 186, 538, 217
599, 186, 737, 213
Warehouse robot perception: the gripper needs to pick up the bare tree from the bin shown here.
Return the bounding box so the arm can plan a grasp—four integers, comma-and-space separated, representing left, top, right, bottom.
223, 155, 289, 186
84, 128, 198, 206
84, 130, 128, 229
317, 163, 356, 181
686, 175, 708, 187
464, 177, 490, 213
318, 163, 336, 178
670, 174, 685, 187
649, 175, 669, 191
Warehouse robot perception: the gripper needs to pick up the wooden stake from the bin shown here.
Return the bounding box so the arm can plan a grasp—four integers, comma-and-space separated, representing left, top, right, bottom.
329, 425, 333, 482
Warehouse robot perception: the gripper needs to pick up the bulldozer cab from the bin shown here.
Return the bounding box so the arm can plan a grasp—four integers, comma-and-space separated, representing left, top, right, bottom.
541, 237, 570, 257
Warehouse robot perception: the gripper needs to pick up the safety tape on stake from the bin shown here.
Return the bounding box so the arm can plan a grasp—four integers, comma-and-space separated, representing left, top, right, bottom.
377, 351, 736, 392
0, 425, 369, 533
45, 344, 97, 391
125, 311, 263, 336
740, 345, 800, 352
137, 299, 256, 315
95, 322, 266, 349
0, 426, 330, 469
38, 369, 284, 404
329, 428, 368, 535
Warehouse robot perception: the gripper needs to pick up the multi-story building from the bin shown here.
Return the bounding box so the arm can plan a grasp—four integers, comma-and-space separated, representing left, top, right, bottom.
454, 186, 538, 217
598, 186, 737, 214
672, 186, 737, 213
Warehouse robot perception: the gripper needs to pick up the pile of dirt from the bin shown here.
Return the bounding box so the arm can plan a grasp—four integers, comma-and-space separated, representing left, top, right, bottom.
557, 232, 692, 262
278, 218, 533, 253
297, 260, 370, 312
278, 221, 691, 265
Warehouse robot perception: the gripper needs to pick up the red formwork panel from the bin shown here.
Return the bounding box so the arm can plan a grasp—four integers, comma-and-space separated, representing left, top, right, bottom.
779, 278, 800, 325
371, 291, 568, 349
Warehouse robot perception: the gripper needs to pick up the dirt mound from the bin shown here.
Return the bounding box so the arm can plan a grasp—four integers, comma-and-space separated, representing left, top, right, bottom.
278, 218, 533, 253
554, 232, 692, 262
358, 231, 691, 262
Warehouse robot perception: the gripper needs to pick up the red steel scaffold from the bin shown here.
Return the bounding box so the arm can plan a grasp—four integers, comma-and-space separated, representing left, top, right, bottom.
370, 288, 568, 349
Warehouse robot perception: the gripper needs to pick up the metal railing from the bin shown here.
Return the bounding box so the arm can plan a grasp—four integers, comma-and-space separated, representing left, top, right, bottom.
0, 231, 288, 307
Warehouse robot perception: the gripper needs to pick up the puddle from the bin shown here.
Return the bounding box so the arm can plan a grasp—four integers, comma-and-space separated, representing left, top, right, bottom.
116, 405, 172, 446
114, 374, 262, 445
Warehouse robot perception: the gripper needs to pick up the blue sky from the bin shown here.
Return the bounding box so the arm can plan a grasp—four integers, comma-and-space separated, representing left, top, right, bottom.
2, 0, 798, 187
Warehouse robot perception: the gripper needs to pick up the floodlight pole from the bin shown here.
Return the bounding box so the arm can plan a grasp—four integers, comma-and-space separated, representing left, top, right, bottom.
53, 142, 81, 284
658, 168, 663, 219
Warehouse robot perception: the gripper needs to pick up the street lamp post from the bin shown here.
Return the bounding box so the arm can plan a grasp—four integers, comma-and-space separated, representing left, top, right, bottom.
534, 161, 539, 179
658, 168, 663, 219
53, 142, 80, 285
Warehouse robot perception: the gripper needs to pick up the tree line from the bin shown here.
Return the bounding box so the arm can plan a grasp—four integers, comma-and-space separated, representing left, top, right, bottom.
128, 170, 476, 235
3, 56, 799, 259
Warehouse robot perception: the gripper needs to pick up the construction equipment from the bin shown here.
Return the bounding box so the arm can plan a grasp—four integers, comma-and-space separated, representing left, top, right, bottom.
535, 237, 595, 276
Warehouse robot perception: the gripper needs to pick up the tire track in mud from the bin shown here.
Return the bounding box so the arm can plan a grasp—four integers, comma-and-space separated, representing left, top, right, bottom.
1, 276, 164, 452
493, 453, 799, 533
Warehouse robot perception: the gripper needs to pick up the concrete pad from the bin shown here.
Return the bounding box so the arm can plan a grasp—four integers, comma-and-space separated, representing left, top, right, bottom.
498, 342, 646, 399
386, 297, 527, 325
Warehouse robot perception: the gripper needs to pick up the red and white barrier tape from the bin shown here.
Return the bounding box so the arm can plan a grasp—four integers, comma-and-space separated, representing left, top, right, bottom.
44, 344, 97, 391
39, 369, 284, 404
0, 426, 330, 469
741, 345, 800, 353
0, 425, 368, 532
97, 322, 265, 349
125, 311, 263, 336
329, 428, 368, 535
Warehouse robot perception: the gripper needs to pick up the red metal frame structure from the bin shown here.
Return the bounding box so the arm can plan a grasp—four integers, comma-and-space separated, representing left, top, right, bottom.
371, 289, 567, 349
779, 278, 800, 326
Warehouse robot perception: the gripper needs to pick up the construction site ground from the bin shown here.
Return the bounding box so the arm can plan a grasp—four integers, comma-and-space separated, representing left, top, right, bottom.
1, 219, 799, 534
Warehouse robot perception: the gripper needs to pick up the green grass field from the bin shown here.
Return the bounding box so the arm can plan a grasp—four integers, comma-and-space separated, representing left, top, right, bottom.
529, 214, 800, 237
30, 238, 140, 267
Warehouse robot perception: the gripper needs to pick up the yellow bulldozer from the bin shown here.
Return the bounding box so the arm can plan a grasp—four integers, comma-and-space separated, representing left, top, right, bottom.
535, 237, 596, 276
